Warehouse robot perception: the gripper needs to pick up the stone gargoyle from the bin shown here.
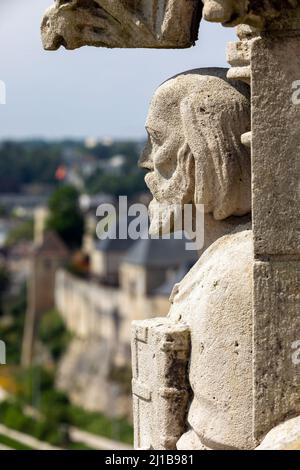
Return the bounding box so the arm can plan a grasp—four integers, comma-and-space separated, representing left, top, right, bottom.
41, 0, 202, 50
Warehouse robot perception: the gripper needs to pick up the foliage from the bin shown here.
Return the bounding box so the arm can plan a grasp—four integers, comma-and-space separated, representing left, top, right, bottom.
79, 139, 146, 197
39, 309, 71, 361
0, 365, 133, 448
108, 365, 132, 394
86, 170, 146, 197
0, 284, 27, 363
0, 265, 10, 314
0, 139, 145, 195
0, 398, 67, 447
88, 140, 140, 165
0, 433, 33, 450
1, 304, 133, 447
68, 405, 133, 445
47, 185, 84, 249
0, 141, 61, 193
5, 219, 34, 247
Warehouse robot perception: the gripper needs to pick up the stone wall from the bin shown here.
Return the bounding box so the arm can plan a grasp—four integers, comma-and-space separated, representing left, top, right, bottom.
54, 268, 171, 416
55, 269, 132, 416
55, 269, 120, 340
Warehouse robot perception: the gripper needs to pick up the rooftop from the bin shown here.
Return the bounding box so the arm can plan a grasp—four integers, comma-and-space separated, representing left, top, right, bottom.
123, 234, 198, 269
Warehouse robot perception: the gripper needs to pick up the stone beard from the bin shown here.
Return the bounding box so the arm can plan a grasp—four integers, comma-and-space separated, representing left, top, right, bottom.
138, 69, 255, 450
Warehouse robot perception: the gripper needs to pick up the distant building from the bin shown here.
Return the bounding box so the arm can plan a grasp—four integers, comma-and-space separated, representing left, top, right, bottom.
34, 206, 49, 246
118, 236, 198, 355
22, 231, 69, 367
7, 240, 32, 295
91, 237, 135, 286
106, 155, 126, 175
80, 194, 116, 257
29, 203, 199, 417
89, 214, 134, 285
0, 194, 49, 217
54, 230, 198, 417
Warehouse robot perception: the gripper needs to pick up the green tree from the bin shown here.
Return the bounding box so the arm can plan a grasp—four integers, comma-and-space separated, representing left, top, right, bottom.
0, 265, 10, 315
47, 186, 84, 249
6, 219, 34, 248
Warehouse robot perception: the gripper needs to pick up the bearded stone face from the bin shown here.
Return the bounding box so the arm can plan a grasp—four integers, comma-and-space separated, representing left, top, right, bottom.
139, 80, 194, 236
139, 69, 251, 237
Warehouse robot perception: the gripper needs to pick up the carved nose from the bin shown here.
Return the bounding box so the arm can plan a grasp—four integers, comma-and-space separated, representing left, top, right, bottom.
139, 142, 154, 171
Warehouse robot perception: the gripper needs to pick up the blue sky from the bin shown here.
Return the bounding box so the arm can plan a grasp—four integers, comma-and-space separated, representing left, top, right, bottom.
0, 0, 236, 140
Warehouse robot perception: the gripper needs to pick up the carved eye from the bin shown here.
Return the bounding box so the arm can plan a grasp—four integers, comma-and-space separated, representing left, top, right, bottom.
149, 128, 162, 144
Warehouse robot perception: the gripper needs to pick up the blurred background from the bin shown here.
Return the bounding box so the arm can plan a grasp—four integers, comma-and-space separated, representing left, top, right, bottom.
0, 0, 235, 450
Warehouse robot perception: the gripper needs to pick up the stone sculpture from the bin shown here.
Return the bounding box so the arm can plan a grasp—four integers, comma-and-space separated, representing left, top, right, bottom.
41, 0, 300, 451
132, 69, 253, 450
139, 69, 251, 240
41, 0, 300, 52
202, 0, 300, 28
41, 0, 202, 50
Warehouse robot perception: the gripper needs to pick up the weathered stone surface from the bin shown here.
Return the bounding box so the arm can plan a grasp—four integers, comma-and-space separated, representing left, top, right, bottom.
241, 131, 251, 148
251, 37, 300, 256
253, 260, 300, 441
202, 0, 300, 28
132, 69, 253, 450
249, 14, 300, 446
139, 69, 251, 238
41, 0, 202, 50
131, 318, 191, 450
256, 416, 300, 450
170, 230, 254, 450
226, 26, 255, 84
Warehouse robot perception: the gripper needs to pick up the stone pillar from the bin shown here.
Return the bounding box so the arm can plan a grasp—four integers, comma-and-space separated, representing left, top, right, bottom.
251, 11, 300, 441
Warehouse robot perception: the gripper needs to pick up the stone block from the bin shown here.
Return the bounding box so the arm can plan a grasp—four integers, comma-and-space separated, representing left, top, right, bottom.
131, 318, 191, 450
253, 260, 300, 440
251, 36, 300, 256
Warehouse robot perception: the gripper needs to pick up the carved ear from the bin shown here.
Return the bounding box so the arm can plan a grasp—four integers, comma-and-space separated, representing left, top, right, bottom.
180, 93, 218, 213
180, 90, 251, 220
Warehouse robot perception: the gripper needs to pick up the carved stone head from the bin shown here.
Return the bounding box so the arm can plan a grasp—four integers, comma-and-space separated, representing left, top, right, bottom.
41, 0, 202, 50
139, 69, 251, 236
202, 0, 300, 28
202, 0, 248, 25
